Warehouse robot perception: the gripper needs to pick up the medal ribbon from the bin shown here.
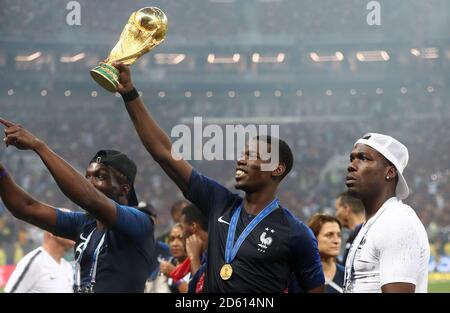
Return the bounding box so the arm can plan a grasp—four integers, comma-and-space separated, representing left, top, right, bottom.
225, 198, 279, 264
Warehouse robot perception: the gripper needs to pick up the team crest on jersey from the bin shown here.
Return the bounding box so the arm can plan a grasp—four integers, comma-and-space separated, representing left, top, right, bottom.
257, 228, 275, 253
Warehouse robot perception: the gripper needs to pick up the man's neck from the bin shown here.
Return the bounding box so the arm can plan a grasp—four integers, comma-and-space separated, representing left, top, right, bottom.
362, 190, 396, 222
349, 214, 365, 230
42, 243, 65, 264
96, 220, 105, 230
243, 188, 277, 215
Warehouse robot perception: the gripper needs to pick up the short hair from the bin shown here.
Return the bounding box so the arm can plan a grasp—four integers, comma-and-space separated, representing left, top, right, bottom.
171, 199, 190, 215
307, 213, 342, 238
336, 191, 365, 214
181, 204, 208, 231
255, 135, 294, 180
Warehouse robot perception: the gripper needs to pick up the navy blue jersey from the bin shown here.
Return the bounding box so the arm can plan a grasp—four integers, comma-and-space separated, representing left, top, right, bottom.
326, 264, 345, 293
288, 263, 345, 293
184, 169, 324, 293
54, 202, 155, 292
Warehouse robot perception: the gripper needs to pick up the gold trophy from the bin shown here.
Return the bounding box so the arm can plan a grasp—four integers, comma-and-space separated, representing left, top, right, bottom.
90, 7, 168, 92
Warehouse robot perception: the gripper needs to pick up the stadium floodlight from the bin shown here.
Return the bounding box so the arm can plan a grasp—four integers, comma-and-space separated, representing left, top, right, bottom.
60, 53, 86, 63
15, 51, 42, 62
252, 53, 285, 63
310, 52, 344, 62
410, 48, 439, 59
356, 50, 390, 62
207, 53, 240, 64
154, 53, 186, 64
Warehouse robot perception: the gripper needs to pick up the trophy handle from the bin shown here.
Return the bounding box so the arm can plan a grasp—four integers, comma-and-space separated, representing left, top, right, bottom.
109, 37, 164, 64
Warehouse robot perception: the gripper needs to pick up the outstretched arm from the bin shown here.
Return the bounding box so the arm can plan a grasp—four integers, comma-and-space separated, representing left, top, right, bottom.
0, 118, 118, 226
114, 62, 192, 194
0, 162, 57, 232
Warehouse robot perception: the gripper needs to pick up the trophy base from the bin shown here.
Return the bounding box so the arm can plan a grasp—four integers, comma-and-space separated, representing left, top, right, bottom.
90, 63, 120, 93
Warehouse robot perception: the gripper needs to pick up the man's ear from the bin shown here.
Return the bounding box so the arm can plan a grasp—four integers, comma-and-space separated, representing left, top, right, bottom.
120, 184, 131, 198
386, 166, 397, 181
271, 163, 286, 179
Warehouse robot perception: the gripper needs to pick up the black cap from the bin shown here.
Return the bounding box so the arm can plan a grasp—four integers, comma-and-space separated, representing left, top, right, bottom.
90, 150, 138, 206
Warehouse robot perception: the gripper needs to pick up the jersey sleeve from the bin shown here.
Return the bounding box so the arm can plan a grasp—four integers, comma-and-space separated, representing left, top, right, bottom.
379, 221, 423, 287
54, 210, 88, 241
289, 223, 325, 291
183, 168, 235, 217
110, 202, 153, 242
4, 252, 40, 293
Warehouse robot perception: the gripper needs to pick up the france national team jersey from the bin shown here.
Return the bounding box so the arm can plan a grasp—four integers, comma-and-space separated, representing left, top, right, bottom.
53, 202, 155, 293
184, 169, 324, 293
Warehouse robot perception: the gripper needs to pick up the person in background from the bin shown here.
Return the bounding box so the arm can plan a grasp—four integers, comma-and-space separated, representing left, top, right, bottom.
307, 213, 344, 293
157, 200, 190, 244
167, 204, 209, 293
145, 223, 187, 293
334, 191, 365, 265
5, 230, 74, 293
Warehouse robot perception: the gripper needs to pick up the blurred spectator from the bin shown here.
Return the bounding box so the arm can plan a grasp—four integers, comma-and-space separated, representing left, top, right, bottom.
307, 214, 345, 293
5, 231, 74, 293
334, 191, 365, 265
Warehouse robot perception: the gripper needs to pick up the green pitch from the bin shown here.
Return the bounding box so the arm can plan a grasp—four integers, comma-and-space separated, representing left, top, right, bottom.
428, 281, 450, 293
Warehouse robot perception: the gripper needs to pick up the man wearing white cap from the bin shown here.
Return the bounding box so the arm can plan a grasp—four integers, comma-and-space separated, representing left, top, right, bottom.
343, 133, 430, 293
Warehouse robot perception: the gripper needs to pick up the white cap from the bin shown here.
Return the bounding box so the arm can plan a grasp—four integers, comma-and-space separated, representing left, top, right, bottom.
355, 133, 409, 200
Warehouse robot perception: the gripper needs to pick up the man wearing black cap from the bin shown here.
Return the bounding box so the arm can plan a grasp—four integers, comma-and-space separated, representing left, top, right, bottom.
0, 118, 155, 293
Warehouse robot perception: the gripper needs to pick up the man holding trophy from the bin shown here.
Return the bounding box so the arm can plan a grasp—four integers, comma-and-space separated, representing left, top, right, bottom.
108, 7, 324, 292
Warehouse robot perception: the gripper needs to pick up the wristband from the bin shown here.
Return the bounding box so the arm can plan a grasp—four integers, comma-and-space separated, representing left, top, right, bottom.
121, 88, 140, 103
0, 169, 7, 179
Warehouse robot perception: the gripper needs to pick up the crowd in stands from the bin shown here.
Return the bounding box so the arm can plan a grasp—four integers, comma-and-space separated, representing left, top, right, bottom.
0, 0, 448, 43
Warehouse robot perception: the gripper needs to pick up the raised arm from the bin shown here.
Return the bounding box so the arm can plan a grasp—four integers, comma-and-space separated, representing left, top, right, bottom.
0, 162, 57, 232
113, 62, 192, 194
0, 118, 118, 226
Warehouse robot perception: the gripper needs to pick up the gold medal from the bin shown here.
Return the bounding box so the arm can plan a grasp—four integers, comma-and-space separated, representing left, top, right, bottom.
220, 264, 233, 280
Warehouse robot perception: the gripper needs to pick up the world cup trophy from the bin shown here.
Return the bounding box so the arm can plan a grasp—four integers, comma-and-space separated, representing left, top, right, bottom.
90, 7, 168, 92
